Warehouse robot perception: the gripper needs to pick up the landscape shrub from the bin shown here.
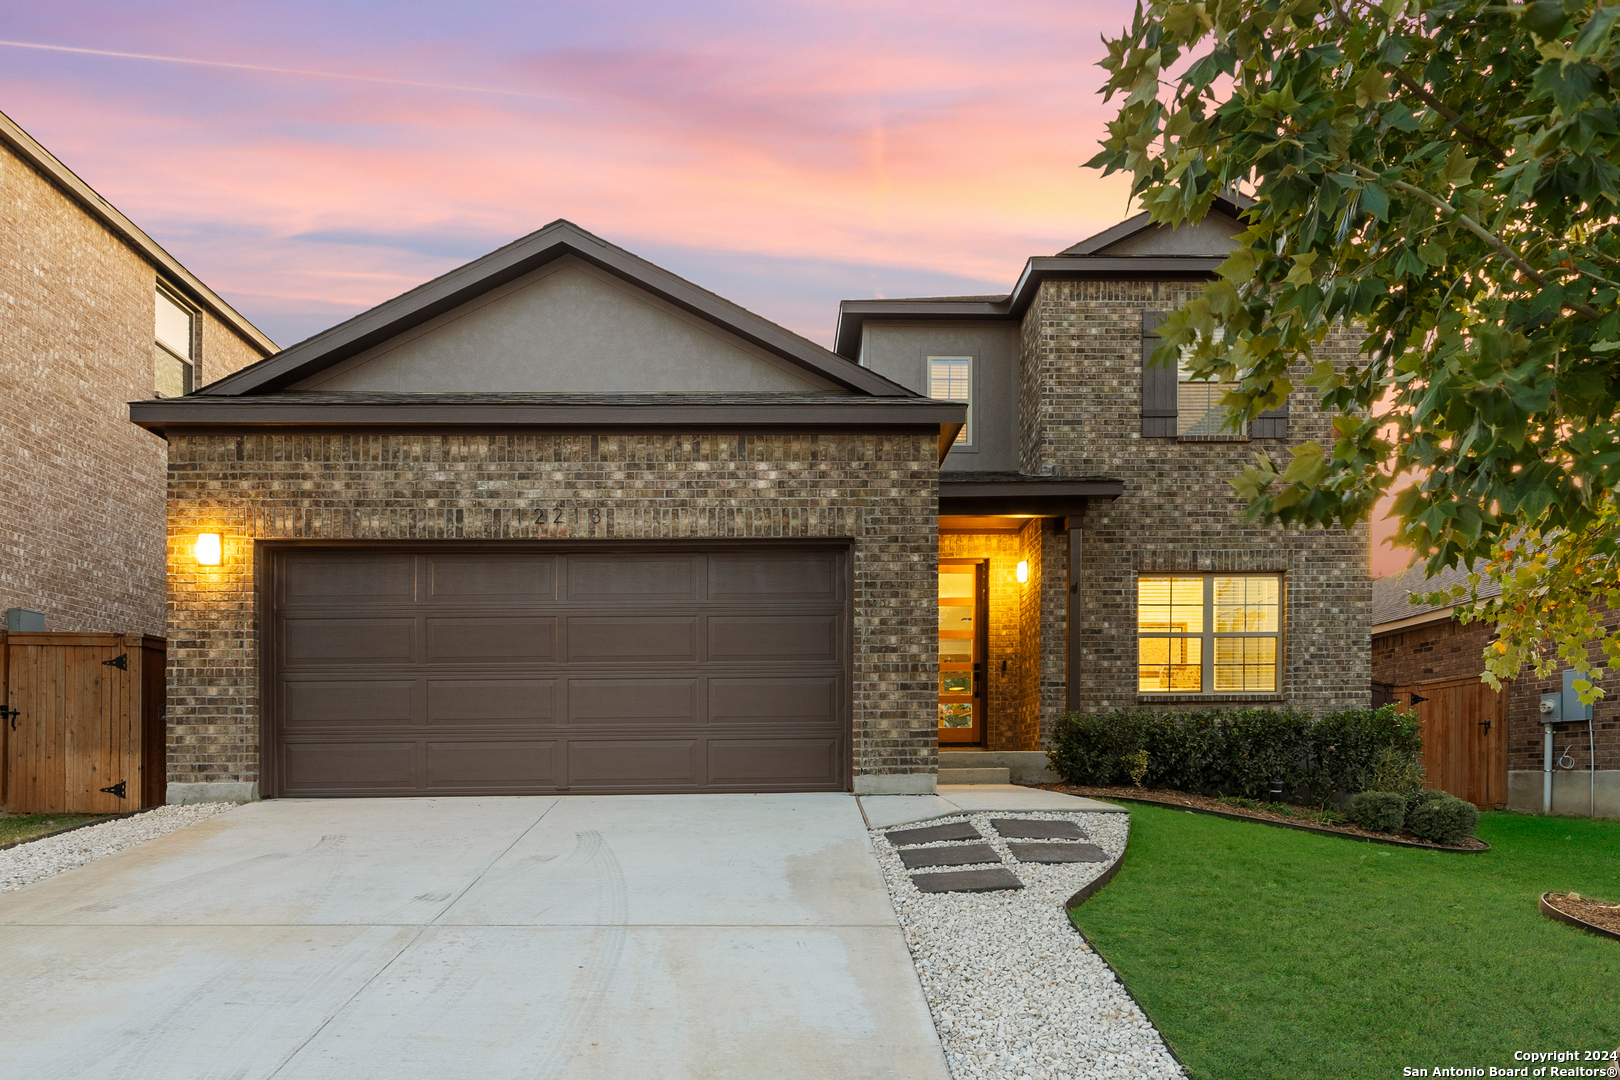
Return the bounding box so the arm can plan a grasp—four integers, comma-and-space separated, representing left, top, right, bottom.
1405, 787, 1449, 815
1046, 704, 1420, 802
1405, 794, 1479, 845
1346, 791, 1406, 833
1313, 705, 1422, 799
1368, 745, 1427, 799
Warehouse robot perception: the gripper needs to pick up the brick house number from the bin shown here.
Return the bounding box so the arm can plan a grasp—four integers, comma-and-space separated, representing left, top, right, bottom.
535, 508, 602, 524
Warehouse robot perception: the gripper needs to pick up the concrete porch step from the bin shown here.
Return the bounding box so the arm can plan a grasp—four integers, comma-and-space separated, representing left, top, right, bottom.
938, 751, 1059, 785
938, 767, 1010, 785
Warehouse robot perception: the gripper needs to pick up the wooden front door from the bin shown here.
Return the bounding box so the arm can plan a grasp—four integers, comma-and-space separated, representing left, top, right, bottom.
938, 560, 985, 745
1394, 674, 1508, 809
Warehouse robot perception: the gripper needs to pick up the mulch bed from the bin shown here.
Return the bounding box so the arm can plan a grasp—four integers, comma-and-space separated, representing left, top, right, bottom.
1044, 784, 1490, 852
1543, 892, 1620, 939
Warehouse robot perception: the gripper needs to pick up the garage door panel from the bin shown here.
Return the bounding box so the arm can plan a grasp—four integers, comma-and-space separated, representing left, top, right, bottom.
708, 551, 840, 600
283, 680, 417, 726
566, 556, 698, 601
272, 545, 849, 797
568, 679, 697, 722
569, 740, 698, 783
429, 556, 555, 599
283, 618, 415, 663
566, 617, 697, 661
708, 616, 837, 662
710, 678, 836, 725
281, 554, 416, 602
427, 680, 556, 724
282, 741, 417, 789
427, 617, 556, 661
426, 741, 557, 787
708, 739, 839, 785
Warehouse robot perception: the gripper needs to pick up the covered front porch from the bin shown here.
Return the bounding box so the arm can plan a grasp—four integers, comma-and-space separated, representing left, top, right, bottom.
934, 475, 1123, 780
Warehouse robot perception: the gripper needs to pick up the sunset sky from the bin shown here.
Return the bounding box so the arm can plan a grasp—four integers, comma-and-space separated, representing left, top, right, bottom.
1, 0, 1413, 576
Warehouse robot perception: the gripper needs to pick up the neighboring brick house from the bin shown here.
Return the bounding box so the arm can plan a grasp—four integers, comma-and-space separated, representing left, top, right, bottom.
131, 205, 1370, 804
1373, 564, 1620, 817
1, 109, 275, 637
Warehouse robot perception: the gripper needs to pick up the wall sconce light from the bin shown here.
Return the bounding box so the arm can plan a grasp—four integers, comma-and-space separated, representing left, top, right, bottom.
1016, 560, 1029, 584
194, 533, 222, 566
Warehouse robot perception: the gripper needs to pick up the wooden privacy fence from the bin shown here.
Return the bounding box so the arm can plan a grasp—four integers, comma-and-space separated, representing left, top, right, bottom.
0, 632, 165, 813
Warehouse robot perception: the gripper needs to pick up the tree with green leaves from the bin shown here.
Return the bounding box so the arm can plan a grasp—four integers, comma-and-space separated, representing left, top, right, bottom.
1089, 0, 1620, 699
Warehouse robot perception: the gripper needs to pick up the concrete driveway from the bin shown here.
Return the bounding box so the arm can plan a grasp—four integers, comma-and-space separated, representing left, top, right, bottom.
0, 795, 949, 1080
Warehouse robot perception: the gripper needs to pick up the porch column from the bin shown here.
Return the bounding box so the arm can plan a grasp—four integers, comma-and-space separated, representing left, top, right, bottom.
1065, 513, 1083, 713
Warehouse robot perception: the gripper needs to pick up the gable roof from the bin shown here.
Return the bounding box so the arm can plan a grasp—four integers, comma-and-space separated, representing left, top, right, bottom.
1059, 193, 1253, 256
831, 196, 1251, 359
1372, 562, 1502, 631
0, 108, 276, 356
205, 219, 910, 398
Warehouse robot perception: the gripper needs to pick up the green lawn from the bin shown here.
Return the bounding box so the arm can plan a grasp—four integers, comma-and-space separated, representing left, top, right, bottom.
1069, 806, 1620, 1080
0, 813, 111, 847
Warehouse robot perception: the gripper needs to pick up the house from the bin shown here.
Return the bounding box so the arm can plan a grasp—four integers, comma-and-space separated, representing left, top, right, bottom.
1373, 564, 1618, 817
0, 109, 275, 637
129, 207, 1372, 804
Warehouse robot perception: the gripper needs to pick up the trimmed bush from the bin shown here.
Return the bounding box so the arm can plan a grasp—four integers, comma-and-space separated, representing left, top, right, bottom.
1313, 705, 1422, 798
1045, 704, 1421, 803
1368, 745, 1427, 799
1346, 791, 1406, 833
1406, 794, 1479, 845
1405, 787, 1449, 814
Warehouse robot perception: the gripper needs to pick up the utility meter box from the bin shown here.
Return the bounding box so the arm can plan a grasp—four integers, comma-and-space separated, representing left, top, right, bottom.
1562, 668, 1596, 723
1540, 692, 1562, 724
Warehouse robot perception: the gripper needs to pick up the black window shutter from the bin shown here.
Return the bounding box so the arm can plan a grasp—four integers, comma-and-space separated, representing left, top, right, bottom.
1252, 394, 1289, 438
1141, 311, 1176, 437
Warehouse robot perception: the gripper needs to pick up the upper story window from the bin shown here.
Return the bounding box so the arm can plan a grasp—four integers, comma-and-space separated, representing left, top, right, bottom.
1141, 311, 1287, 439
1137, 573, 1283, 694
1176, 328, 1237, 437
928, 355, 972, 445
154, 286, 196, 398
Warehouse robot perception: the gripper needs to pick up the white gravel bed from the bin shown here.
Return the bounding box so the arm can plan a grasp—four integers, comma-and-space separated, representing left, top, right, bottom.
0, 803, 234, 893
872, 811, 1184, 1080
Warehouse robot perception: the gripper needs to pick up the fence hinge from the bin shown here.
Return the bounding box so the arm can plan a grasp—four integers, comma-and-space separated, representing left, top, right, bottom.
102, 654, 128, 670
1, 705, 17, 730
100, 780, 127, 799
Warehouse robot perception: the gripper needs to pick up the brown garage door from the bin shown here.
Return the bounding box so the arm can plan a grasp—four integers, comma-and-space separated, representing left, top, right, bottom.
267, 544, 850, 797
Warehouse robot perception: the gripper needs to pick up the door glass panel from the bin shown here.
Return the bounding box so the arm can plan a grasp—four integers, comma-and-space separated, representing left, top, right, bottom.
939, 702, 974, 728
940, 672, 972, 694
938, 604, 974, 633
939, 571, 975, 598
940, 638, 972, 659
939, 563, 980, 741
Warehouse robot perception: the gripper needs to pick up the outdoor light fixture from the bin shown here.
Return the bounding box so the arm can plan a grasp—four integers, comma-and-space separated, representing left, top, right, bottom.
1016, 560, 1029, 584
194, 533, 222, 566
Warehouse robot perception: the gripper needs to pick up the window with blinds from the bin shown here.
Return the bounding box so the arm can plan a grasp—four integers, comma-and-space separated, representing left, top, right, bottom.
1138, 573, 1283, 693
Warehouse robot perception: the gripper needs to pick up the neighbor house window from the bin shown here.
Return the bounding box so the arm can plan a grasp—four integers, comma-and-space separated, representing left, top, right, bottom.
1177, 328, 1240, 437
928, 356, 972, 445
154, 286, 196, 398
1138, 574, 1282, 693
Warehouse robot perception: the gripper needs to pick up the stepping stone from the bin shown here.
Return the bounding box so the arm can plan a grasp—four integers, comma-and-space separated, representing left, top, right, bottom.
991, 818, 1087, 840
910, 867, 1024, 893
897, 843, 1000, 869
886, 821, 981, 847
1007, 841, 1109, 864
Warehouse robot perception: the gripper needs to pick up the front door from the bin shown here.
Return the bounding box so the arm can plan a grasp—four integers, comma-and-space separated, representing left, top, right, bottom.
1394, 675, 1508, 809
938, 560, 985, 745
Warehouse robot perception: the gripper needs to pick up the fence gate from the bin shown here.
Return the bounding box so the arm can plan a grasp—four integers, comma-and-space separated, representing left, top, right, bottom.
1393, 674, 1508, 809
1, 633, 165, 813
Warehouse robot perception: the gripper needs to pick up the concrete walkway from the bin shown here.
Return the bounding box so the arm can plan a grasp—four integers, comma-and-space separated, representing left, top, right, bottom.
859, 784, 1127, 829
0, 795, 949, 1080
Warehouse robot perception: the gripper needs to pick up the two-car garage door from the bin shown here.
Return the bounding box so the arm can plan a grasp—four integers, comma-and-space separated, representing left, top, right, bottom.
267, 544, 850, 797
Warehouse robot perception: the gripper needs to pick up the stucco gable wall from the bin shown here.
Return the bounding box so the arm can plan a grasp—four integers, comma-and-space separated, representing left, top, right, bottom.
1094, 212, 1243, 256
290, 256, 848, 394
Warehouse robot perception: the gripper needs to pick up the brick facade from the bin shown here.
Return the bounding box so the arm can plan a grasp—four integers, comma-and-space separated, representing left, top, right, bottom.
1, 139, 266, 636
1021, 279, 1372, 723
164, 431, 940, 791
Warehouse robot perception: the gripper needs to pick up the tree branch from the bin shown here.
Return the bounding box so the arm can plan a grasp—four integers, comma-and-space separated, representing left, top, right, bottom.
1349, 163, 1603, 321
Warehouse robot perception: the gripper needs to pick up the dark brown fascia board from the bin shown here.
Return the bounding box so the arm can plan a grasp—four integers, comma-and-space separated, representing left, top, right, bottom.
0, 109, 277, 356
939, 479, 1124, 499
940, 496, 1106, 517
203, 220, 911, 399
128, 396, 966, 434
833, 298, 1011, 358
832, 257, 1224, 359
